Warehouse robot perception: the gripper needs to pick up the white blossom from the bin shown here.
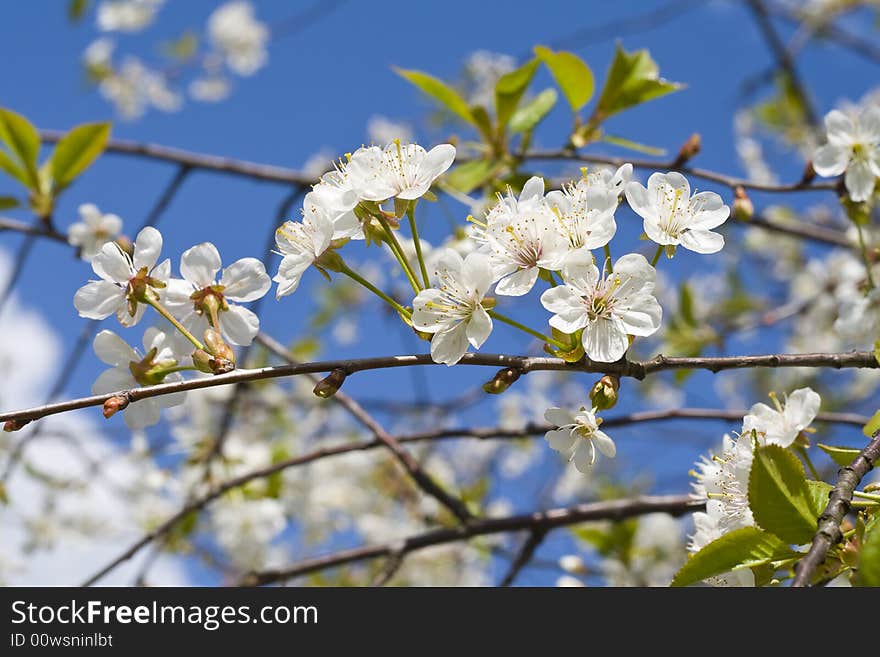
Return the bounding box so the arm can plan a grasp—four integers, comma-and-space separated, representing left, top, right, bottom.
74, 226, 169, 327
91, 328, 185, 429
741, 387, 821, 448
347, 141, 456, 203
97, 0, 163, 33
67, 203, 123, 261
165, 242, 270, 347
545, 173, 619, 261
813, 106, 880, 202
207, 1, 269, 77
99, 57, 181, 120
211, 497, 286, 570
625, 172, 729, 254
481, 177, 569, 296
540, 253, 662, 363
411, 250, 494, 365
189, 75, 231, 103
544, 407, 616, 473
273, 197, 336, 299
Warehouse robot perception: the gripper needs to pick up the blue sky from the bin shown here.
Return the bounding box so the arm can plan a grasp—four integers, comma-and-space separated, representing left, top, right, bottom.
1, 1, 877, 585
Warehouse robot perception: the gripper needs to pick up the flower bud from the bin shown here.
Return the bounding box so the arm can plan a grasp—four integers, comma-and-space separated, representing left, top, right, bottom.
103, 395, 129, 419
733, 186, 753, 221
590, 375, 619, 411
674, 133, 701, 167
801, 160, 816, 185
313, 368, 347, 398
192, 349, 216, 374
3, 419, 30, 432
482, 367, 522, 395
204, 328, 235, 362
316, 249, 346, 274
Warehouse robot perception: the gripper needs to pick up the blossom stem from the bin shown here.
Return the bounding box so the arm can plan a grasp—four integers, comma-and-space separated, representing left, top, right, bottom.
159, 365, 199, 376
488, 310, 567, 349
855, 221, 875, 289
339, 265, 411, 319
539, 269, 559, 287
406, 205, 430, 289
650, 245, 664, 267
852, 490, 880, 503
795, 445, 821, 480
377, 216, 421, 293
145, 298, 206, 352
603, 244, 613, 271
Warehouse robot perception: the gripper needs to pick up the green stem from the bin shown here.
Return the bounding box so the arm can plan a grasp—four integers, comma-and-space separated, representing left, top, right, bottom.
488, 309, 567, 349
146, 298, 205, 352
539, 269, 559, 287
855, 221, 875, 289
159, 365, 199, 376
603, 244, 613, 271
796, 445, 821, 481
852, 490, 880, 503
340, 265, 411, 318
650, 245, 664, 267
378, 215, 421, 293
407, 205, 430, 289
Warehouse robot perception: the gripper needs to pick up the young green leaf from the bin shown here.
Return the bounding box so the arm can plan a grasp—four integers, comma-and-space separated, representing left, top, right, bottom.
855, 514, 880, 587
444, 160, 499, 194
510, 88, 558, 134
469, 105, 494, 144
533, 46, 594, 112
0, 150, 30, 187
817, 443, 862, 468
48, 122, 111, 189
395, 68, 477, 127
748, 444, 821, 544
594, 44, 682, 121
601, 133, 666, 156
0, 108, 41, 188
671, 526, 796, 587
495, 59, 539, 131
806, 480, 833, 517
68, 0, 90, 22
863, 410, 880, 438
0, 195, 20, 210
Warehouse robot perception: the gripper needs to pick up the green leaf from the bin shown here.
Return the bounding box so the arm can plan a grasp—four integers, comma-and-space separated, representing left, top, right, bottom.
748, 444, 820, 544
47, 122, 111, 189
0, 150, 29, 187
534, 46, 594, 112
873, 339, 880, 366
68, 0, 90, 21
806, 480, 833, 517
601, 133, 666, 156
671, 526, 796, 587
0, 108, 41, 189
679, 283, 697, 327
510, 88, 558, 134
864, 410, 880, 438
395, 68, 477, 127
817, 443, 862, 467
0, 195, 19, 210
444, 160, 499, 194
495, 59, 539, 131
594, 44, 682, 121
855, 514, 880, 586
469, 105, 494, 144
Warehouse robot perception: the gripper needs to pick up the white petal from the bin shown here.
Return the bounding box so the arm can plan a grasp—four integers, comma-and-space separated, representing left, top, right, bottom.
825, 109, 855, 146
572, 440, 596, 473
412, 289, 449, 332
221, 258, 271, 302
495, 266, 539, 296
415, 144, 456, 186
132, 226, 163, 271
430, 323, 470, 365
164, 278, 195, 310
679, 228, 724, 254
582, 316, 629, 363
74, 280, 124, 319
92, 366, 134, 395
689, 192, 730, 230
845, 160, 876, 202
812, 144, 850, 177
93, 330, 137, 366
616, 295, 662, 337
519, 176, 545, 203
462, 252, 494, 296
784, 388, 820, 430
544, 407, 575, 426
560, 254, 599, 295
220, 304, 260, 346
542, 286, 588, 334
91, 243, 132, 283
592, 430, 617, 458
545, 428, 576, 455
624, 181, 656, 222
273, 254, 311, 299
465, 304, 492, 349
180, 242, 222, 287
123, 399, 162, 430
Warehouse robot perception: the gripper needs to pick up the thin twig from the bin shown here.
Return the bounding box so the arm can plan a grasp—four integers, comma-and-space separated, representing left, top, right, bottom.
499, 528, 549, 586
791, 430, 880, 587
4, 349, 876, 426
242, 495, 703, 585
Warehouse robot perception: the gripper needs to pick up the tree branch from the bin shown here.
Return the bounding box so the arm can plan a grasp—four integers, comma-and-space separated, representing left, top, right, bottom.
242, 495, 703, 585
3, 350, 877, 426
791, 430, 880, 587
499, 528, 548, 586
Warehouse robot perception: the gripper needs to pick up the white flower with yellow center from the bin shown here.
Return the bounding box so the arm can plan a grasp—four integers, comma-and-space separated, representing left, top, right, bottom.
67, 203, 123, 261
741, 387, 820, 448
347, 140, 456, 203
813, 106, 880, 202
544, 407, 616, 473
545, 174, 619, 254
411, 250, 493, 366
625, 172, 729, 254
540, 253, 662, 363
